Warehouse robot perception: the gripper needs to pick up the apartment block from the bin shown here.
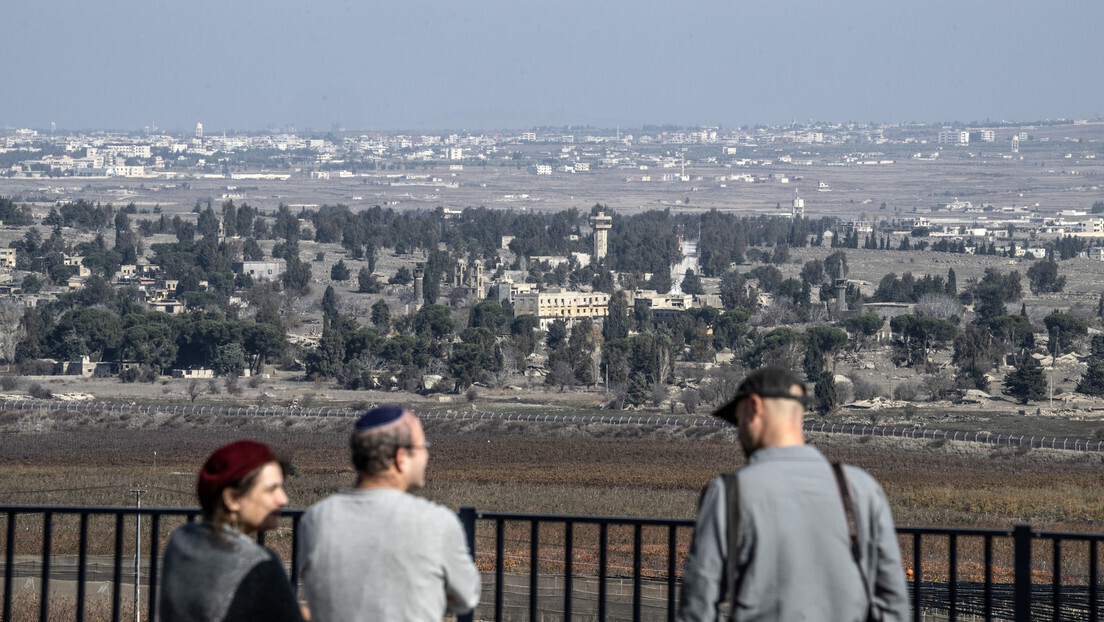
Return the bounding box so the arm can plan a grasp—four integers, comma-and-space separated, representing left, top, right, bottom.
512, 288, 610, 330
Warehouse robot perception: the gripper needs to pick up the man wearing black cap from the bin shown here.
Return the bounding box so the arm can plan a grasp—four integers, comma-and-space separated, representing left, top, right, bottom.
677, 368, 908, 621
297, 406, 480, 621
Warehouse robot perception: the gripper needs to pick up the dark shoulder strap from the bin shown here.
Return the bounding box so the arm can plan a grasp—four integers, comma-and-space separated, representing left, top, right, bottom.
698, 472, 743, 619
831, 461, 861, 563
700, 472, 741, 618
722, 471, 740, 606
709, 471, 741, 620
833, 462, 878, 621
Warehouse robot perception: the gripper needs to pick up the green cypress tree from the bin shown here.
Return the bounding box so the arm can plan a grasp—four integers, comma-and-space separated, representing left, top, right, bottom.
1003, 354, 1047, 404
1077, 361, 1104, 397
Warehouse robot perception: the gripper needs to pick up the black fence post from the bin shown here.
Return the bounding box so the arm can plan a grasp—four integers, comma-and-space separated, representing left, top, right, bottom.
3, 512, 13, 622
1014, 524, 1032, 622
458, 507, 476, 622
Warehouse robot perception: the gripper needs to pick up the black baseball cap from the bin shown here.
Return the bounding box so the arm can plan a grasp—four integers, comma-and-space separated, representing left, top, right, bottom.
714, 367, 808, 425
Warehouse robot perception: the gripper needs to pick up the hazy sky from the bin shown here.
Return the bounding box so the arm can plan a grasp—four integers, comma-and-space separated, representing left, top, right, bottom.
4, 0, 1102, 132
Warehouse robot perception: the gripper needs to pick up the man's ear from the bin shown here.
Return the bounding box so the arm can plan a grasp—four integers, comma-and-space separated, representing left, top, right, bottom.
393, 447, 409, 473
746, 393, 765, 419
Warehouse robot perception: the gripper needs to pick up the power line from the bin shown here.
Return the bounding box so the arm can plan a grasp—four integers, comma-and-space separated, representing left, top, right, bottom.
0, 484, 191, 496
0, 485, 126, 495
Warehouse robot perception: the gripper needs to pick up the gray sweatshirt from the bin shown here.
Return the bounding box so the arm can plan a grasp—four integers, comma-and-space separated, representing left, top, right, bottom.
677, 445, 909, 622
297, 488, 481, 622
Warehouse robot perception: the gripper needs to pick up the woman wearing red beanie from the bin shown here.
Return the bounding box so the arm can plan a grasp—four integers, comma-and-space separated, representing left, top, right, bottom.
160, 440, 303, 622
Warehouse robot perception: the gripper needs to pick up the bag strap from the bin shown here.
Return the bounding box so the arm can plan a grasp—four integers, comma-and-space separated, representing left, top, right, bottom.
722, 471, 740, 614
832, 462, 877, 620
831, 462, 861, 563
700, 472, 741, 619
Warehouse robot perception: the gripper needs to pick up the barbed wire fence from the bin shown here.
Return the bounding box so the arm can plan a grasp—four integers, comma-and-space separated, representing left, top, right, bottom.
3, 398, 1102, 453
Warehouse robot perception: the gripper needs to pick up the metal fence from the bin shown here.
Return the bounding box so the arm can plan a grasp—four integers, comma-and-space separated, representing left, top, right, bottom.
3, 504, 1103, 621
804, 421, 1104, 453
3, 398, 1104, 454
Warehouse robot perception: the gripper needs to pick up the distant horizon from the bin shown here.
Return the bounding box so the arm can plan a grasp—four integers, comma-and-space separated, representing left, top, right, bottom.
4, 116, 1103, 137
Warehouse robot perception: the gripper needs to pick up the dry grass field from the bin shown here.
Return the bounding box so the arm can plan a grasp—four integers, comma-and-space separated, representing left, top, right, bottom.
3, 411, 1102, 531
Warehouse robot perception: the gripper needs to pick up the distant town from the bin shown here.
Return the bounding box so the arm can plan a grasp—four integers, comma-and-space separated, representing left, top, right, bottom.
0, 119, 1103, 413
2, 119, 1098, 182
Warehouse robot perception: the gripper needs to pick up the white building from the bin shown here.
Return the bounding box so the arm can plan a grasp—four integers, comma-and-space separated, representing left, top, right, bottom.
232, 260, 285, 281
938, 130, 969, 145
512, 289, 610, 330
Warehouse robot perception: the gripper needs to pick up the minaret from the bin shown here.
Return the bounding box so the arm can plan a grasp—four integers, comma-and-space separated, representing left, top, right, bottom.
413, 263, 425, 308
834, 278, 848, 316
474, 260, 485, 299
590, 211, 612, 264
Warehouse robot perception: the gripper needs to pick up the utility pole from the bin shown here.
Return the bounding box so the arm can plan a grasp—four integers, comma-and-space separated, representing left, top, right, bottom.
1050, 325, 1059, 411
130, 489, 145, 622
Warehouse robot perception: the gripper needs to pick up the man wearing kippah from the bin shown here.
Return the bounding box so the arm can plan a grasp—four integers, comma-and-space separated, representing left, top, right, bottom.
297, 406, 480, 621
677, 368, 909, 622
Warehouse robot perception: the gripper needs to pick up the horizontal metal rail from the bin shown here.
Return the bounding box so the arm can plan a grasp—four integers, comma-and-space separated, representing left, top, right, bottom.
3, 504, 1103, 621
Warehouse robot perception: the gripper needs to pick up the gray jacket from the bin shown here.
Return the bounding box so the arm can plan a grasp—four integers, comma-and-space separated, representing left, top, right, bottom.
677, 445, 909, 621
160, 522, 302, 622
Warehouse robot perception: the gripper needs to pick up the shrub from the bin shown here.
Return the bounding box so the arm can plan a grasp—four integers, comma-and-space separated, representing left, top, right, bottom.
893, 381, 921, 402
922, 372, 956, 402
140, 366, 159, 383
225, 374, 243, 396
18, 359, 54, 376
836, 380, 854, 405
187, 380, 202, 403
851, 376, 883, 401
28, 383, 52, 399
0, 376, 20, 391
681, 388, 701, 414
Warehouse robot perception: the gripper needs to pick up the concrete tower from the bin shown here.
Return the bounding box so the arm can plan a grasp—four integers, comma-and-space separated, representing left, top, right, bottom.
195, 122, 203, 139
792, 196, 805, 219
413, 263, 425, 308
833, 278, 848, 316
590, 211, 612, 264
473, 260, 485, 299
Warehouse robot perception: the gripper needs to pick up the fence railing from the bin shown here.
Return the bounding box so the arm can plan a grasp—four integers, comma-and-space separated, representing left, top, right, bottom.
3, 505, 1103, 621
4, 398, 1103, 453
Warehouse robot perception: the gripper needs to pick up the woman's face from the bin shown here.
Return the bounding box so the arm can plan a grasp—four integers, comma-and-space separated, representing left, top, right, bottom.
229, 462, 288, 534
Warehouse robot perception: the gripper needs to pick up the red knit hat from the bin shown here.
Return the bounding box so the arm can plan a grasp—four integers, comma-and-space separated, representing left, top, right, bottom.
196, 440, 277, 509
